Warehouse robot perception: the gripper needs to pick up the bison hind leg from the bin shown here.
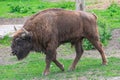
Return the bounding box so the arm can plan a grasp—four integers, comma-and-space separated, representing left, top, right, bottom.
86, 36, 107, 65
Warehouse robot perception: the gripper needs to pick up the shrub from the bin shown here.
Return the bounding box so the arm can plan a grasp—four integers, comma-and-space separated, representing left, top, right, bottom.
37, 1, 75, 10
37, 2, 48, 9
107, 3, 120, 17
57, 1, 75, 9
83, 39, 94, 50
8, 3, 32, 13
107, 3, 120, 13
98, 18, 111, 46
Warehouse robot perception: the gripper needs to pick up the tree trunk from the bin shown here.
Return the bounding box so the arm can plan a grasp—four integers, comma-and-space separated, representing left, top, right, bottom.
75, 0, 85, 11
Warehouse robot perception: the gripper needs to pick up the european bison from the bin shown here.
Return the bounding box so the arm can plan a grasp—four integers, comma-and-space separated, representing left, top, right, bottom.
11, 8, 107, 75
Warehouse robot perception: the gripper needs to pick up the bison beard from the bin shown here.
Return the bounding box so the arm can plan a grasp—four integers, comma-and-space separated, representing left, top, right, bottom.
11, 8, 107, 75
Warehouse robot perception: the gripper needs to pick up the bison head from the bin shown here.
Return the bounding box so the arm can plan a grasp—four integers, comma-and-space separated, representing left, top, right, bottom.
11, 28, 33, 60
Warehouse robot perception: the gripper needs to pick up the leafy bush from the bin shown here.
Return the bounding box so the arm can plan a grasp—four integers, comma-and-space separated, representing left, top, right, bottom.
57, 1, 75, 9
37, 1, 75, 10
98, 18, 111, 46
37, 1, 49, 9
83, 39, 94, 50
8, 3, 32, 13
107, 3, 120, 17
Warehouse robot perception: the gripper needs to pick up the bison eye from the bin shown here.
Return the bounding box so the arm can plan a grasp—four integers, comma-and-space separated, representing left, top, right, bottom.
15, 38, 22, 45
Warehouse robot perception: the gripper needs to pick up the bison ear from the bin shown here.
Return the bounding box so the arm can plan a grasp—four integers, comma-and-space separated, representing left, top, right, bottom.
27, 32, 33, 41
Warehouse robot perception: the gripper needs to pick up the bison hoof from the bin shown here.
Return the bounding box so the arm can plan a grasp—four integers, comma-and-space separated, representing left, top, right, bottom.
102, 61, 107, 65
43, 71, 49, 76
60, 65, 64, 71
61, 68, 64, 71
102, 62, 107, 65
68, 67, 75, 71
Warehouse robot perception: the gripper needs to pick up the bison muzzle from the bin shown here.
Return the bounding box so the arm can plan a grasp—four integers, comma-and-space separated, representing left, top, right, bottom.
11, 8, 107, 75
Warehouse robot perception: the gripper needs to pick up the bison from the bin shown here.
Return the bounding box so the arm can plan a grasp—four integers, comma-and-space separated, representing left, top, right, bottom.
11, 8, 107, 75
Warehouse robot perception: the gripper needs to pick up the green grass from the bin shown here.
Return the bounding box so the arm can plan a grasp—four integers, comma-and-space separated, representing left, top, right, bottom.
0, 52, 120, 80
0, 36, 12, 46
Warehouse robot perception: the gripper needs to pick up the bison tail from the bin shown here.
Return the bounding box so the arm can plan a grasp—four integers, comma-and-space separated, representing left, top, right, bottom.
92, 13, 97, 20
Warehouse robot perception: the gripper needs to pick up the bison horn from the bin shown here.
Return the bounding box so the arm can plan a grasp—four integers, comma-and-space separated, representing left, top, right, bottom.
14, 26, 17, 31
21, 33, 26, 38
22, 28, 29, 34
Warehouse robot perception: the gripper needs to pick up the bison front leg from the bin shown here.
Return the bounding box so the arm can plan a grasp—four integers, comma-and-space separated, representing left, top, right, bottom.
43, 50, 64, 75
69, 40, 83, 71
43, 54, 52, 76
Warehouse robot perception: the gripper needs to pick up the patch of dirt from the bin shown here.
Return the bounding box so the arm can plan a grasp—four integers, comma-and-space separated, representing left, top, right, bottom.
107, 77, 120, 80
0, 46, 17, 65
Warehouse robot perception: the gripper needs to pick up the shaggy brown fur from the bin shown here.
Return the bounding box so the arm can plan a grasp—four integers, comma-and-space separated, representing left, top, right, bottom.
11, 8, 107, 75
